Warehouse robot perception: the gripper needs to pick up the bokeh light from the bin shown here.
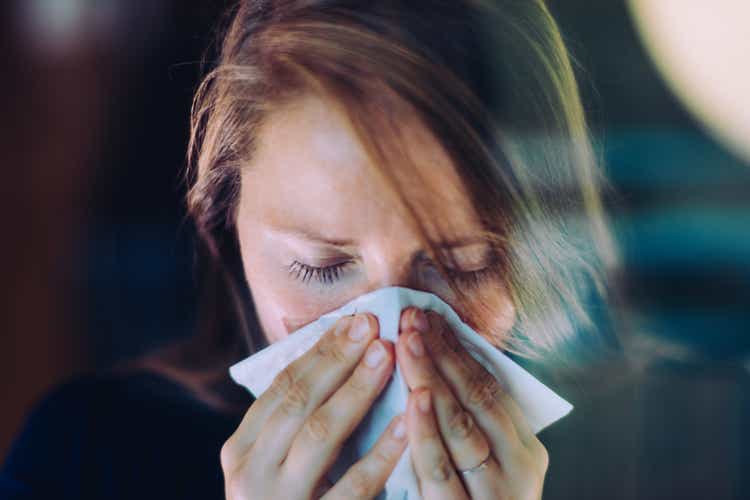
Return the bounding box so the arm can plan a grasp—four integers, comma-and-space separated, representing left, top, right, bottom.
628, 0, 750, 163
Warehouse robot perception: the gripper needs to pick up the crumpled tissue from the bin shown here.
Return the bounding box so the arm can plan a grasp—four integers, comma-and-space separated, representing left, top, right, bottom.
229, 286, 573, 499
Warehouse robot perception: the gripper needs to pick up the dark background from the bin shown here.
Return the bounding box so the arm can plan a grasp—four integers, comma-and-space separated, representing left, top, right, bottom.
2, 1, 749, 498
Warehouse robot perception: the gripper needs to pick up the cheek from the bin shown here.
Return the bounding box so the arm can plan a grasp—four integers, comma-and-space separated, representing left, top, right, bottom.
255, 287, 356, 343
239, 230, 359, 342
246, 275, 336, 343
241, 248, 353, 342
276, 288, 344, 333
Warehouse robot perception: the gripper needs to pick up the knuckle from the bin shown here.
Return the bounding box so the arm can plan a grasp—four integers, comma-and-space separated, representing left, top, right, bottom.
467, 373, 499, 411
534, 440, 550, 471
280, 379, 309, 415
428, 453, 454, 483
446, 406, 475, 440
302, 413, 330, 443
372, 445, 397, 467
513, 444, 534, 468
315, 336, 348, 364
268, 366, 294, 398
220, 439, 237, 470
344, 466, 374, 499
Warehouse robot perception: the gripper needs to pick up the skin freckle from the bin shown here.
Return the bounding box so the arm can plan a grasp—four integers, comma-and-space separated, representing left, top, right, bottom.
236, 93, 516, 346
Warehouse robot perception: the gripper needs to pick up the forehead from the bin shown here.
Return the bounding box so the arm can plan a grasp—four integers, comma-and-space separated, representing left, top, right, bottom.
240, 92, 481, 236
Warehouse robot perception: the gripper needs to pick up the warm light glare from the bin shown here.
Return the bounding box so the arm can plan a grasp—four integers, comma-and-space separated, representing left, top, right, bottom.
628, 0, 750, 163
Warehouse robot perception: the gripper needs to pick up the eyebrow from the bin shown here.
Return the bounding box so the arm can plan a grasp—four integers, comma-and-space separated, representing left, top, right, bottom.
268, 226, 489, 249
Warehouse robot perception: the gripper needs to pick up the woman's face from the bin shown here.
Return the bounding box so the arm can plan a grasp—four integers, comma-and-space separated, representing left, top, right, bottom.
236, 92, 515, 344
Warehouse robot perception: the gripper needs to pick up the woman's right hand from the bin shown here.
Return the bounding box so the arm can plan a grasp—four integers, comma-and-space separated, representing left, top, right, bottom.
221, 313, 407, 499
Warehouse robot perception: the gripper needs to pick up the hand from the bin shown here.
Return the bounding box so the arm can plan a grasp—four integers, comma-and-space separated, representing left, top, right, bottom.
396, 307, 549, 500
221, 313, 407, 499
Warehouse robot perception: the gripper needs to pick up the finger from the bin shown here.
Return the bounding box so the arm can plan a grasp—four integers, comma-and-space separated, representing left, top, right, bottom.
427, 310, 534, 440
395, 322, 491, 473
423, 313, 551, 496
321, 415, 408, 500
406, 388, 469, 500
285, 339, 396, 479
222, 315, 360, 467
247, 313, 379, 466
422, 310, 534, 456
398, 309, 506, 500
457, 453, 505, 500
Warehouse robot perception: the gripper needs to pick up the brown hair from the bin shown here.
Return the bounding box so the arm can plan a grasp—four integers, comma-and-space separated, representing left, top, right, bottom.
147, 0, 624, 411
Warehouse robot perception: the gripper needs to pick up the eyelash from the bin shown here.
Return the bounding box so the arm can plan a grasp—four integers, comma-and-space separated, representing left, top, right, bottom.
288, 260, 353, 286
287, 258, 498, 290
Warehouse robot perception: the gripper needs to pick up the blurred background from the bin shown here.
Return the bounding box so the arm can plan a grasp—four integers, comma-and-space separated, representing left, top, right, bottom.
1, 1, 748, 498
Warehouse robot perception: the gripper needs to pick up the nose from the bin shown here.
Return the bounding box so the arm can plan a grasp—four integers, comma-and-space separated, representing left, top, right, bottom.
359, 246, 449, 333
362, 244, 427, 292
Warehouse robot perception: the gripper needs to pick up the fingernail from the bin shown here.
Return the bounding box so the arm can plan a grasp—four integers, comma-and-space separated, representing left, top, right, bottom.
418, 390, 431, 414
364, 341, 385, 367
411, 308, 429, 333
349, 314, 370, 341
407, 331, 425, 357
392, 416, 406, 439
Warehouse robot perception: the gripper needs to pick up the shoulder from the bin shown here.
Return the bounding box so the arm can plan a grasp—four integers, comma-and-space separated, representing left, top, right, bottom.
1, 370, 244, 500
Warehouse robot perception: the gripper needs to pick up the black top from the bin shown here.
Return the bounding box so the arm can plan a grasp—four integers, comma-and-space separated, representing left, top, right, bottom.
7, 357, 714, 500
0, 366, 625, 500
1, 371, 248, 500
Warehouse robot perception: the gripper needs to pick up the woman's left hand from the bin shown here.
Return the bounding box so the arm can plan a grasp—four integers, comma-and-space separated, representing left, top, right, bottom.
396, 307, 549, 500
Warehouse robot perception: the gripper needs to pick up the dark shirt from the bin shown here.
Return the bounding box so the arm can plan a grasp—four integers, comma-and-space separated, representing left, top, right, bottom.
0, 366, 621, 500
9, 355, 726, 499
1, 371, 248, 500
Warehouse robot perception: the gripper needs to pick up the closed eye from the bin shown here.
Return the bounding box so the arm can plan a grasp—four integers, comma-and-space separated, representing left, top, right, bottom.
287, 254, 499, 290
288, 260, 354, 285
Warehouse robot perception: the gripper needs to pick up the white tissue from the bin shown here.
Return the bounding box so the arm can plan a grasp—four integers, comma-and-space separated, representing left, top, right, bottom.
229, 286, 573, 499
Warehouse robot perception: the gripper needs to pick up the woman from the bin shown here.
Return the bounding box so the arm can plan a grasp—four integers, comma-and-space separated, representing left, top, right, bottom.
1, 1, 620, 499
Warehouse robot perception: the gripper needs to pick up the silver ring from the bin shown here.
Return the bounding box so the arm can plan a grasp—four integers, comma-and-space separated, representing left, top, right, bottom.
458, 451, 492, 476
